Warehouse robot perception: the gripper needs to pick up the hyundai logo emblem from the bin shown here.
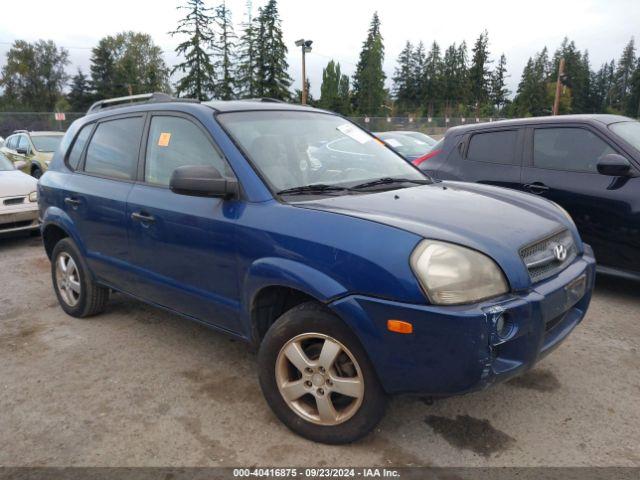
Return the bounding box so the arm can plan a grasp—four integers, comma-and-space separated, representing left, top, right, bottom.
552, 243, 568, 262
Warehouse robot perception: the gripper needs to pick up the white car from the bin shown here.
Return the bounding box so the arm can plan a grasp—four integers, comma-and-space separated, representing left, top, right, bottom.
0, 153, 39, 235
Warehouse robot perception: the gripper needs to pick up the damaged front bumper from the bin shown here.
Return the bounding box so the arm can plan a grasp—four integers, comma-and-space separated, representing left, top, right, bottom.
330, 247, 596, 395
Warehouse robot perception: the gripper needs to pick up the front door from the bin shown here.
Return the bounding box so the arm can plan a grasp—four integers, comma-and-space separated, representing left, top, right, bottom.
126, 113, 241, 333
521, 125, 640, 274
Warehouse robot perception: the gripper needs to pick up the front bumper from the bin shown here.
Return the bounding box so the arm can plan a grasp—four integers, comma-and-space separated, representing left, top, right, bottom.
0, 205, 40, 234
330, 248, 596, 395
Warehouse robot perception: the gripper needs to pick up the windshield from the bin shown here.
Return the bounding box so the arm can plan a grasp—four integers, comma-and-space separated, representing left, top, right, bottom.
218, 111, 426, 193
377, 132, 434, 158
31, 135, 62, 152
609, 121, 640, 151
0, 153, 14, 171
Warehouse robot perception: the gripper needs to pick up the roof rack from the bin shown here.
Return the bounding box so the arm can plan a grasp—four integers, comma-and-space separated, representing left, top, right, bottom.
240, 97, 287, 104
11, 129, 29, 135
87, 92, 199, 113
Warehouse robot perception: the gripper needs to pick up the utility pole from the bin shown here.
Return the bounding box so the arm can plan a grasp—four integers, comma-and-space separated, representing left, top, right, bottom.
295, 39, 313, 104
552, 58, 565, 116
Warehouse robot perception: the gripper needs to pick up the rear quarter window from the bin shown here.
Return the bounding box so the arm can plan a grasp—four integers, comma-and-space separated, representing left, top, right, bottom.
66, 124, 93, 170
467, 130, 519, 165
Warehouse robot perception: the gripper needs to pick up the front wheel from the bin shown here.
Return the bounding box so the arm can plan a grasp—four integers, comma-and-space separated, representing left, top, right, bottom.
31, 167, 42, 179
258, 302, 387, 444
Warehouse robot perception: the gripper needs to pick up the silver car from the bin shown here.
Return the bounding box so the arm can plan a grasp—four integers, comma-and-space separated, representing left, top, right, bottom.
0, 153, 39, 235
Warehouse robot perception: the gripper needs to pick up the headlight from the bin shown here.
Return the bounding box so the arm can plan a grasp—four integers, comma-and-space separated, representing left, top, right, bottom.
410, 240, 509, 305
28, 191, 38, 202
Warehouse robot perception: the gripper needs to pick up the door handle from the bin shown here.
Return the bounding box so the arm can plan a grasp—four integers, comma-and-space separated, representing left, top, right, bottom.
131, 211, 155, 223
524, 183, 549, 194
64, 197, 81, 208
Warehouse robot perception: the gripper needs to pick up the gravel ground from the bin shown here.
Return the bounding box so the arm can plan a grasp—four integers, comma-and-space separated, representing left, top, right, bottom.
0, 234, 638, 467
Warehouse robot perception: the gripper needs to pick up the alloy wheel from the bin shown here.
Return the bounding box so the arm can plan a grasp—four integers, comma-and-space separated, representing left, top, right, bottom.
55, 252, 81, 307
275, 333, 365, 426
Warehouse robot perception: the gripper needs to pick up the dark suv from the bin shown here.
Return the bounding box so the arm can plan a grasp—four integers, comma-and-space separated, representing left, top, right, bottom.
39, 94, 595, 443
417, 115, 640, 280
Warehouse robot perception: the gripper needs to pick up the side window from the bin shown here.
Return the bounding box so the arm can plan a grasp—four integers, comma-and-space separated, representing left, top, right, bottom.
533, 127, 616, 173
66, 124, 93, 170
84, 116, 144, 180
5, 136, 16, 149
144, 116, 230, 186
17, 135, 31, 153
467, 130, 519, 165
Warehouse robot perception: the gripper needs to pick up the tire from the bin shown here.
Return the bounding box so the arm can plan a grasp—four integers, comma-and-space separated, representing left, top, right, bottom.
51, 238, 109, 318
32, 167, 42, 179
258, 301, 387, 444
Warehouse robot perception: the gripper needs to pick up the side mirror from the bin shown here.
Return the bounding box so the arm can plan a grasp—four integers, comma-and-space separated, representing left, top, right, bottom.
14, 160, 27, 170
597, 154, 632, 176
16, 147, 28, 155
169, 165, 238, 199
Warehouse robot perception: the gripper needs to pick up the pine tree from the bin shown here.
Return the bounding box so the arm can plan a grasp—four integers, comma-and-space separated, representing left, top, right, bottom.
67, 69, 94, 111
422, 41, 443, 116
513, 47, 551, 117
392, 41, 415, 113
612, 38, 636, 112
254, 0, 292, 100
337, 72, 351, 115
352, 12, 386, 115
90, 37, 118, 100
236, 1, 258, 98
170, 0, 216, 100
550, 38, 590, 113
213, 0, 237, 99
468, 30, 492, 112
491, 53, 510, 113
411, 41, 427, 112
319, 60, 340, 111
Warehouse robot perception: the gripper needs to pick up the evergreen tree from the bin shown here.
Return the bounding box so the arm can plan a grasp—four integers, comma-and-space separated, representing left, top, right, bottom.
612, 38, 636, 112
90, 37, 118, 100
513, 47, 551, 117
627, 58, 640, 117
352, 12, 386, 115
550, 38, 590, 113
468, 30, 492, 112
411, 41, 427, 112
337, 73, 351, 115
67, 69, 94, 111
170, 0, 216, 100
319, 60, 351, 114
254, 0, 292, 100
491, 53, 510, 113
392, 41, 415, 113
236, 0, 258, 98
213, 0, 237, 99
422, 41, 443, 116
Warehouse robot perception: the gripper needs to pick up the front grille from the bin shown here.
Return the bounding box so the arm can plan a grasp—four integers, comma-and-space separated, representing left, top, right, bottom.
3, 197, 25, 206
0, 220, 33, 231
520, 230, 576, 283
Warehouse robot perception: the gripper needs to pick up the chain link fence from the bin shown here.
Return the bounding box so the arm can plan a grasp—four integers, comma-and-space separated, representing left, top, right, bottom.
0, 112, 503, 140
0, 112, 85, 138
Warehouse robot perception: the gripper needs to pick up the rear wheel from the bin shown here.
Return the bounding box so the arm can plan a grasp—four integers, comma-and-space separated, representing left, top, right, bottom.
31, 166, 42, 179
258, 302, 386, 444
51, 238, 109, 317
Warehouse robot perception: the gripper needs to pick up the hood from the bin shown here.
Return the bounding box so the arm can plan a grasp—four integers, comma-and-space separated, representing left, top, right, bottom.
296, 181, 579, 290
0, 170, 38, 197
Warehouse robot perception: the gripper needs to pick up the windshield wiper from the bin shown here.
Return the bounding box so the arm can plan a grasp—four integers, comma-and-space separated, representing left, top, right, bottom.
276, 184, 349, 196
350, 177, 431, 190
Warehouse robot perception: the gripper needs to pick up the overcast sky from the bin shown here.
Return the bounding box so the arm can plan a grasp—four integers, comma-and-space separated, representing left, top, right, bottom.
1, 0, 639, 99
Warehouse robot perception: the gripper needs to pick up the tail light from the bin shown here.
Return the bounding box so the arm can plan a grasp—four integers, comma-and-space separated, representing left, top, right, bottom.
413, 149, 442, 167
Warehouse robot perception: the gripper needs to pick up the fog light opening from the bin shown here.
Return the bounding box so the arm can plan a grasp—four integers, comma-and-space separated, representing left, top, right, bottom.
495, 313, 511, 339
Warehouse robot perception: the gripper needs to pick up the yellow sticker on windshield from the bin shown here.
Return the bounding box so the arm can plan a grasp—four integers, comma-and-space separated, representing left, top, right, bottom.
158, 132, 171, 147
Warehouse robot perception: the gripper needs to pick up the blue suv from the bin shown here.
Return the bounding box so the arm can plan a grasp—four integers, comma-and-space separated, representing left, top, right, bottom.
39, 94, 596, 444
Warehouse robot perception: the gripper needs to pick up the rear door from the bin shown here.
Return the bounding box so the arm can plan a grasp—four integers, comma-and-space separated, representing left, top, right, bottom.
62, 114, 145, 288
125, 113, 241, 333
436, 128, 524, 189
521, 124, 639, 273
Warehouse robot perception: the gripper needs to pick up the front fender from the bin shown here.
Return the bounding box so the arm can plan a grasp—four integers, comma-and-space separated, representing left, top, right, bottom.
242, 257, 348, 314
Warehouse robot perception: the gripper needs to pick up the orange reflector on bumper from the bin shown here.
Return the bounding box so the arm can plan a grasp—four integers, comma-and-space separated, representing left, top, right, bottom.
387, 319, 413, 334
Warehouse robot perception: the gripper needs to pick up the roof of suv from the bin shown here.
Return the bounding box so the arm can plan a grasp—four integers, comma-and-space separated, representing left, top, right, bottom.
204, 100, 321, 113
446, 114, 633, 136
